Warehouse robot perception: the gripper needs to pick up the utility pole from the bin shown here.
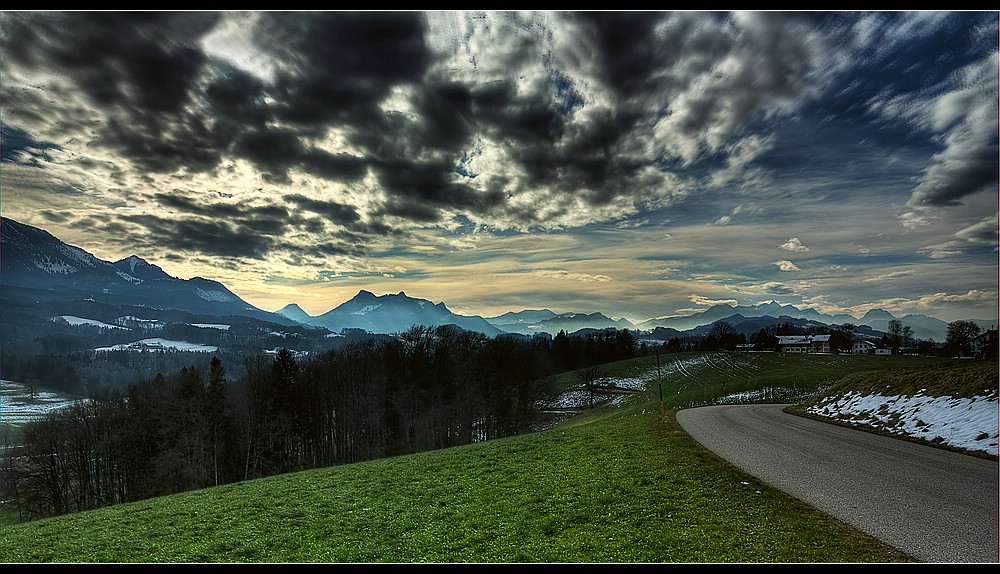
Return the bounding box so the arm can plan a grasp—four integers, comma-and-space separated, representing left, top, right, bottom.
656, 349, 664, 421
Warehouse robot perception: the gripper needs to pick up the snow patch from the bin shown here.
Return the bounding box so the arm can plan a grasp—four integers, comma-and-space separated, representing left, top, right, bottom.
807, 390, 999, 456
195, 287, 234, 302
94, 338, 218, 353
56, 243, 99, 267
34, 257, 76, 275
116, 269, 142, 284
118, 316, 165, 330
351, 304, 382, 315
1, 380, 83, 426
52, 315, 129, 330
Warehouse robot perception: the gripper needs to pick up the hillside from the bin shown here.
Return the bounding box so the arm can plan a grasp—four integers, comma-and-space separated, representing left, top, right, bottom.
2, 352, 995, 562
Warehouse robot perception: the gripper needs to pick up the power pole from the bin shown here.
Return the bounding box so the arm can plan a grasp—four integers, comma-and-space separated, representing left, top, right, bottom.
656, 350, 664, 421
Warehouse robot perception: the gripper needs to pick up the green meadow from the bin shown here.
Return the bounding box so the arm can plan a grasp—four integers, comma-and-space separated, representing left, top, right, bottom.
3, 352, 992, 563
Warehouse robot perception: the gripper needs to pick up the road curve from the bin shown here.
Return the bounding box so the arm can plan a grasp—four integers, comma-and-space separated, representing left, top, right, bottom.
675, 404, 999, 563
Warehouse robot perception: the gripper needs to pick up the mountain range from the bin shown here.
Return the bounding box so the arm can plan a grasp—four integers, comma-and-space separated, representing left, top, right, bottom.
0, 216, 287, 323
2, 216, 994, 342
277, 290, 506, 337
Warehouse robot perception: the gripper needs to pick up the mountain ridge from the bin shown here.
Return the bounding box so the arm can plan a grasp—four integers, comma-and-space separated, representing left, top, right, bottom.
3, 216, 993, 341
0, 216, 289, 323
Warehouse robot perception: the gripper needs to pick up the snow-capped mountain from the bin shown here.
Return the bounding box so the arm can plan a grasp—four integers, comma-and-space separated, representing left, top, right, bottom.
636, 302, 858, 332
0, 216, 285, 321
302, 290, 507, 337
486, 309, 559, 326
635, 301, 993, 342
486, 310, 636, 336
275, 303, 315, 324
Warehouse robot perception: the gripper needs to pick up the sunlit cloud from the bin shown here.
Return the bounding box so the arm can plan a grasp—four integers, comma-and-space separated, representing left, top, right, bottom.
780, 237, 810, 252
772, 260, 800, 271
1, 11, 995, 324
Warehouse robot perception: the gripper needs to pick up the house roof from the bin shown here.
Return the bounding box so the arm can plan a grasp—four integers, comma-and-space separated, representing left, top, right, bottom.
777, 334, 831, 345
777, 336, 810, 345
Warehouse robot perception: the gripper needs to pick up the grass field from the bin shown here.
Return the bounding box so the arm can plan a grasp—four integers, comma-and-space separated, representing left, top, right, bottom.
1, 351, 992, 563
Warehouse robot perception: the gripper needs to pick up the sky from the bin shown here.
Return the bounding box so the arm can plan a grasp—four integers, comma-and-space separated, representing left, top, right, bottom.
1, 11, 997, 325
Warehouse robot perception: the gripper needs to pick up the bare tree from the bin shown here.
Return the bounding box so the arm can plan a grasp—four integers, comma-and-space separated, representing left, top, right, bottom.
576, 365, 604, 409
946, 320, 982, 357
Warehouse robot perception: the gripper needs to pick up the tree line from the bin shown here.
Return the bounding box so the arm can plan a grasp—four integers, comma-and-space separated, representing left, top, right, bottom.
2, 325, 640, 522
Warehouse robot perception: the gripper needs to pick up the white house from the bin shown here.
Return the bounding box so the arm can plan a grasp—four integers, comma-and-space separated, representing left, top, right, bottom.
777, 334, 831, 354
852, 340, 876, 354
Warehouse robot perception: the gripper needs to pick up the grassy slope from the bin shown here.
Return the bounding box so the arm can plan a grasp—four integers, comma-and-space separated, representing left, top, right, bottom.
3, 352, 992, 563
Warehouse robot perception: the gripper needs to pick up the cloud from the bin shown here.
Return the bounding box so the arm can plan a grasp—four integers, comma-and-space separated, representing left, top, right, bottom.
850, 289, 999, 320
6, 10, 953, 240
916, 289, 998, 305
759, 282, 797, 295
688, 294, 739, 307
780, 237, 810, 252
535, 270, 613, 283
123, 214, 276, 259
919, 213, 1000, 259
954, 213, 1000, 246
1, 12, 996, 325
864, 270, 915, 282
772, 260, 800, 271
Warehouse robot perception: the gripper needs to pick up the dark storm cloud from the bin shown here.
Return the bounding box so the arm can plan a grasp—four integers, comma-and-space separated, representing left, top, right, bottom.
37, 210, 72, 224
255, 11, 430, 126
300, 150, 368, 182
68, 214, 131, 237
2, 12, 217, 112
232, 128, 306, 184
763, 283, 796, 296
567, 11, 694, 99
471, 81, 567, 148
0, 124, 60, 165
907, 133, 999, 208
2, 12, 228, 173
374, 160, 507, 220
154, 193, 249, 219
155, 193, 291, 234
125, 214, 275, 260
408, 82, 476, 153
284, 194, 360, 226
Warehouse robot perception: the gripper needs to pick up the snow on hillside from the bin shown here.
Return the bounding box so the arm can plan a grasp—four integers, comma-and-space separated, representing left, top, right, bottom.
94, 338, 218, 353
1, 380, 84, 425
115, 269, 142, 284
352, 304, 382, 315
194, 287, 234, 302
52, 315, 129, 330
34, 257, 77, 274
118, 316, 165, 329
192, 323, 231, 330
806, 391, 999, 457
545, 357, 999, 458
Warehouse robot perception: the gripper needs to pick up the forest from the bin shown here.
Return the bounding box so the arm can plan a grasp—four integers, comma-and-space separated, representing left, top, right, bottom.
4, 318, 991, 522
1, 325, 639, 521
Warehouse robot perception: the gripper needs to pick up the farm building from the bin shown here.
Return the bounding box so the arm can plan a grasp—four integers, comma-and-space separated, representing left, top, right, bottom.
852, 340, 877, 354
777, 334, 831, 353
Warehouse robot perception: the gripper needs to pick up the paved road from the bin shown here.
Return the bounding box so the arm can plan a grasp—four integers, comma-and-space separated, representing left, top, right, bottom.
675, 404, 999, 563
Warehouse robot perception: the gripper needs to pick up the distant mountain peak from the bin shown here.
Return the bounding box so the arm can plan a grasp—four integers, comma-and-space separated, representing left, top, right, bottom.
303, 289, 504, 336
276, 303, 314, 323
0, 216, 287, 323
113, 255, 172, 281
861, 308, 897, 319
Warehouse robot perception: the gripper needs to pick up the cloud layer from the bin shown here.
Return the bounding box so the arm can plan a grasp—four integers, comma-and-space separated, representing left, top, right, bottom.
2, 11, 996, 323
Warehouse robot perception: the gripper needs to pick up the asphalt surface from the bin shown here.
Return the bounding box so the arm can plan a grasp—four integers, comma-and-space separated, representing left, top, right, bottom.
675, 404, 999, 563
